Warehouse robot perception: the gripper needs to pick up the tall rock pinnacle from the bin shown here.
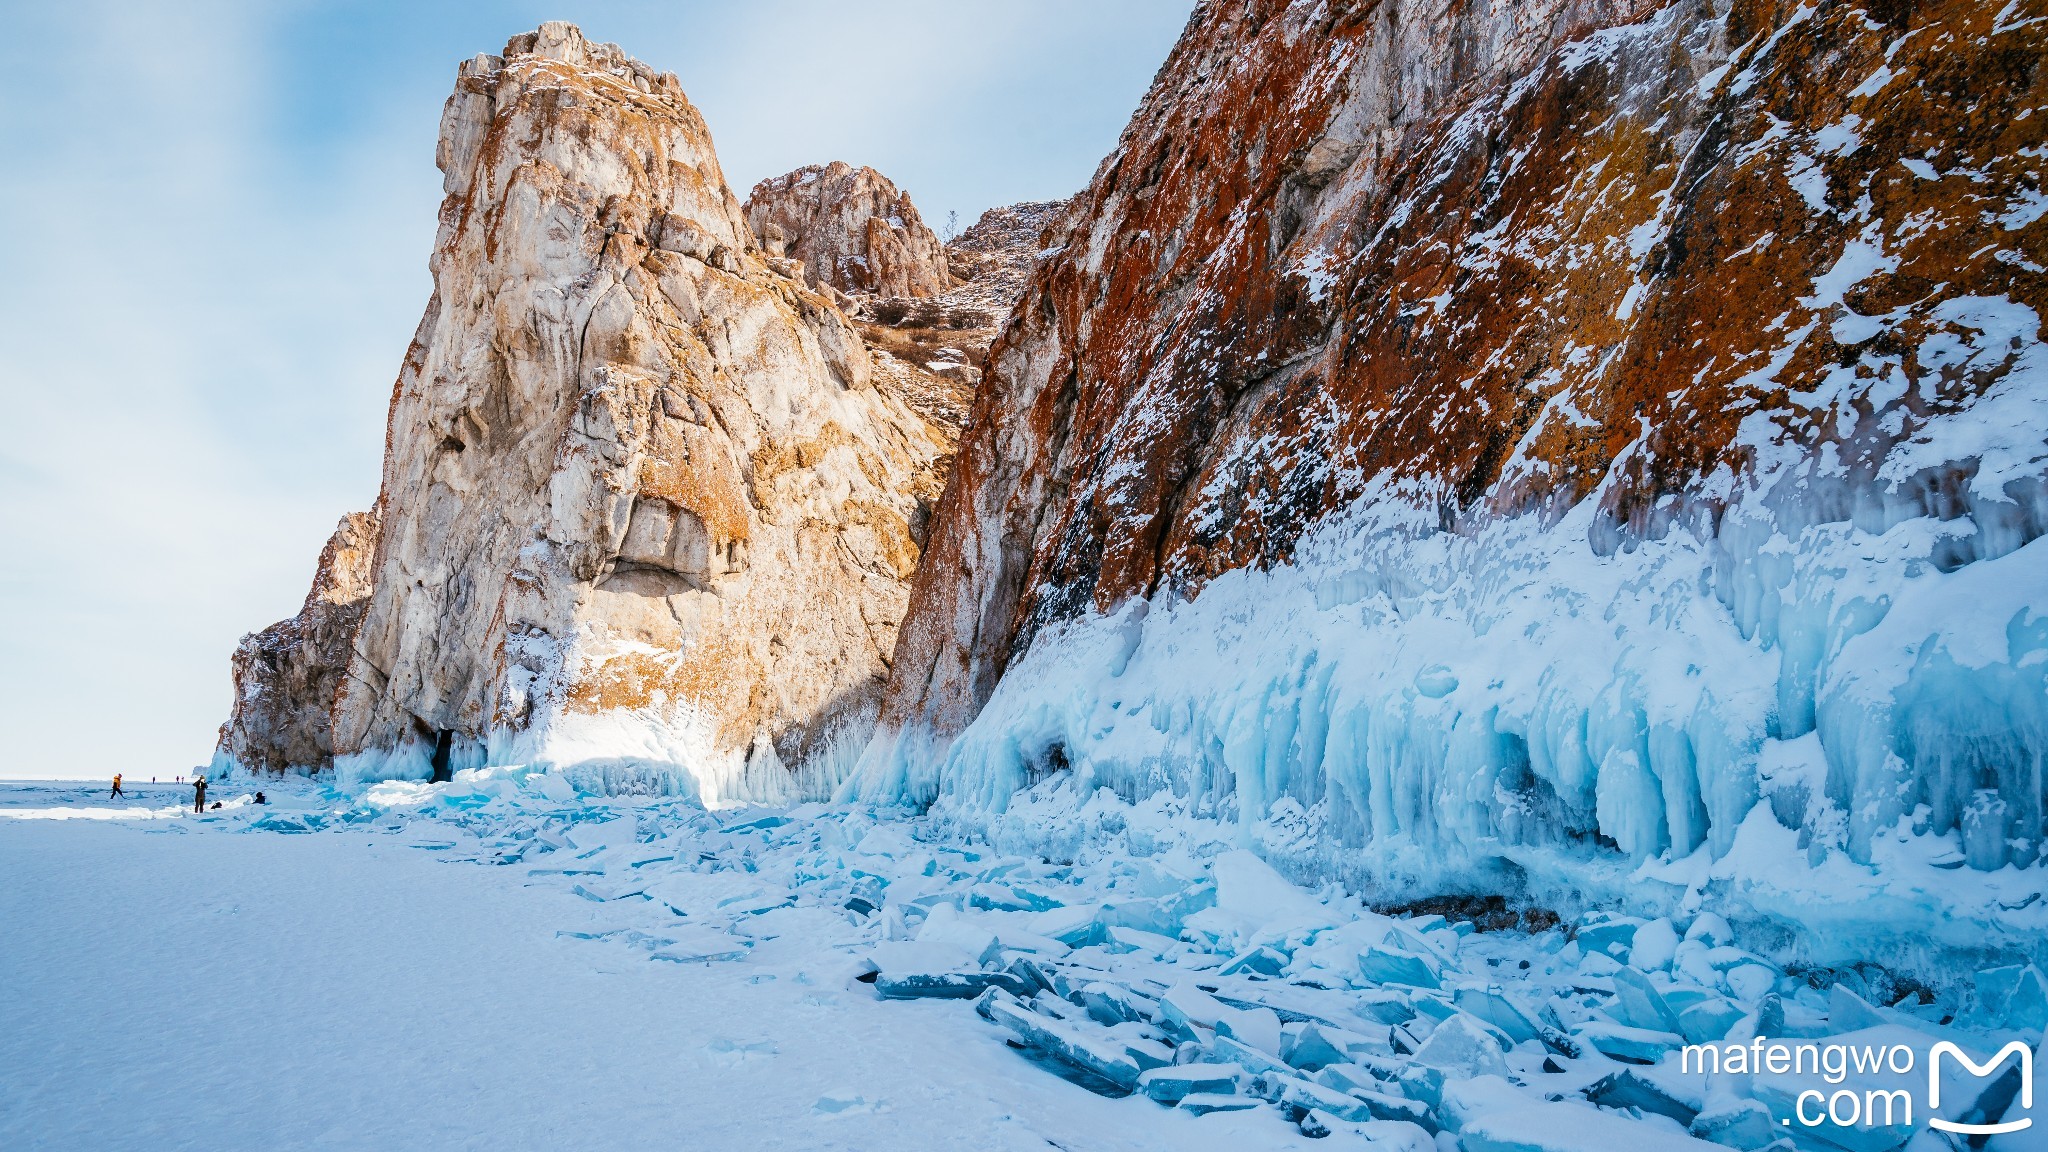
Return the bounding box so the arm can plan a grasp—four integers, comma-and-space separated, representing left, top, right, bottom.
218, 23, 956, 799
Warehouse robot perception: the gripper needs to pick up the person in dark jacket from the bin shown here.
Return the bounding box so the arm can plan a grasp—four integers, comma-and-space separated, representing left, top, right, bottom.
192, 775, 208, 813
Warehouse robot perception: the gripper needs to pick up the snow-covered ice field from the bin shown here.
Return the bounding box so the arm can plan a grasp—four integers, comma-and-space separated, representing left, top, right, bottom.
0, 780, 1285, 1152
2, 773, 2041, 1151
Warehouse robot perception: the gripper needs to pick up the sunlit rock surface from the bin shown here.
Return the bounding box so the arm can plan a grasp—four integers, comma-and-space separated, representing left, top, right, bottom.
219, 24, 956, 799
744, 161, 954, 302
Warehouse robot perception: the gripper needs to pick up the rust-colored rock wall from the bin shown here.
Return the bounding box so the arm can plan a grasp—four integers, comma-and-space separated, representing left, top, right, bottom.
877, 0, 2048, 752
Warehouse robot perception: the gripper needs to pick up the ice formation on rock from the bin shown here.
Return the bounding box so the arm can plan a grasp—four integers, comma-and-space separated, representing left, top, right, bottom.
218, 24, 957, 801
857, 0, 2048, 969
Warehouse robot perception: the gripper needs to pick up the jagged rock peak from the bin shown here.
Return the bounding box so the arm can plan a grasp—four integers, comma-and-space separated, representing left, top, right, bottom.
219, 25, 956, 801
468, 22, 686, 95
214, 511, 380, 774
743, 161, 953, 301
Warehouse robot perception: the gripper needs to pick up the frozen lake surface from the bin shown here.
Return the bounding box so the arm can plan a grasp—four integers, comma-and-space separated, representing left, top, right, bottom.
2, 775, 2038, 1151
0, 780, 1267, 1152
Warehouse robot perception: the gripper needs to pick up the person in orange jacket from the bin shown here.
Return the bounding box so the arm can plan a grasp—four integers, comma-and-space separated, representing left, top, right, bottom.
110, 773, 124, 799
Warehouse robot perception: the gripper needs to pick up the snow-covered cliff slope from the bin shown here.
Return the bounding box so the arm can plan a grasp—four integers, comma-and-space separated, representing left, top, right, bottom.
857, 0, 2048, 969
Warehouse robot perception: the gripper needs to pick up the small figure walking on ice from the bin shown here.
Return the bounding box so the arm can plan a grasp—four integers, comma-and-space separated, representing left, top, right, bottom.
110, 773, 124, 799
192, 774, 208, 814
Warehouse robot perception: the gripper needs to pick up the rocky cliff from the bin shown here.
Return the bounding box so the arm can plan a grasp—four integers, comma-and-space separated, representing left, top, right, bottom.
936, 200, 1068, 323
219, 24, 956, 799
744, 162, 953, 301
215, 512, 380, 773
859, 0, 2048, 965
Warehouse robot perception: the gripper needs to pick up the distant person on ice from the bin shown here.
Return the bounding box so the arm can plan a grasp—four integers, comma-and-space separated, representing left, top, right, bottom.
109, 774, 124, 799
191, 775, 207, 813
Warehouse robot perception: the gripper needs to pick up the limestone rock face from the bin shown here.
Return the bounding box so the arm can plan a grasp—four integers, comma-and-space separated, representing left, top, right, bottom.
866, 0, 2048, 876
744, 162, 953, 301
215, 512, 380, 773
292, 24, 952, 797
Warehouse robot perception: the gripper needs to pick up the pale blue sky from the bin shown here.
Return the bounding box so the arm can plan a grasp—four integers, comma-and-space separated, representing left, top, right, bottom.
0, 0, 1194, 778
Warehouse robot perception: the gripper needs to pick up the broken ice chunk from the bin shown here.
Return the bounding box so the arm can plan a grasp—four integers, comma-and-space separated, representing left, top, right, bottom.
1076, 981, 1150, 1027
1582, 1067, 1701, 1125
1682, 912, 1733, 948
983, 994, 1143, 1093
1003, 955, 1054, 995
1137, 1062, 1242, 1104
844, 875, 885, 916
1157, 981, 1228, 1040
1827, 983, 1889, 1032
1687, 1098, 1775, 1150
1572, 1020, 1683, 1064
876, 969, 1029, 1000
1354, 990, 1419, 1025
1631, 918, 1681, 971
1118, 1030, 1176, 1073
1438, 1074, 1532, 1133
1677, 997, 1745, 1044
968, 882, 1062, 912
1964, 963, 2048, 1032
1028, 903, 1101, 947
1410, 1013, 1510, 1083
1280, 1022, 1350, 1071
913, 906, 1003, 964
1211, 1033, 1292, 1076
1610, 965, 1688, 1034
1574, 913, 1645, 960
1218, 944, 1287, 977
866, 940, 1025, 1000
1723, 961, 1777, 1003
1263, 1072, 1380, 1123
1359, 942, 1442, 989
1453, 988, 1540, 1045
1215, 1005, 1283, 1057
1103, 925, 1178, 957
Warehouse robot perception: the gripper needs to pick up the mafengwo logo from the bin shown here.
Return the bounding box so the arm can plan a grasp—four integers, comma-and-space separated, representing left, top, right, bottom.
1928, 1041, 2032, 1137
1683, 1033, 2035, 1137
